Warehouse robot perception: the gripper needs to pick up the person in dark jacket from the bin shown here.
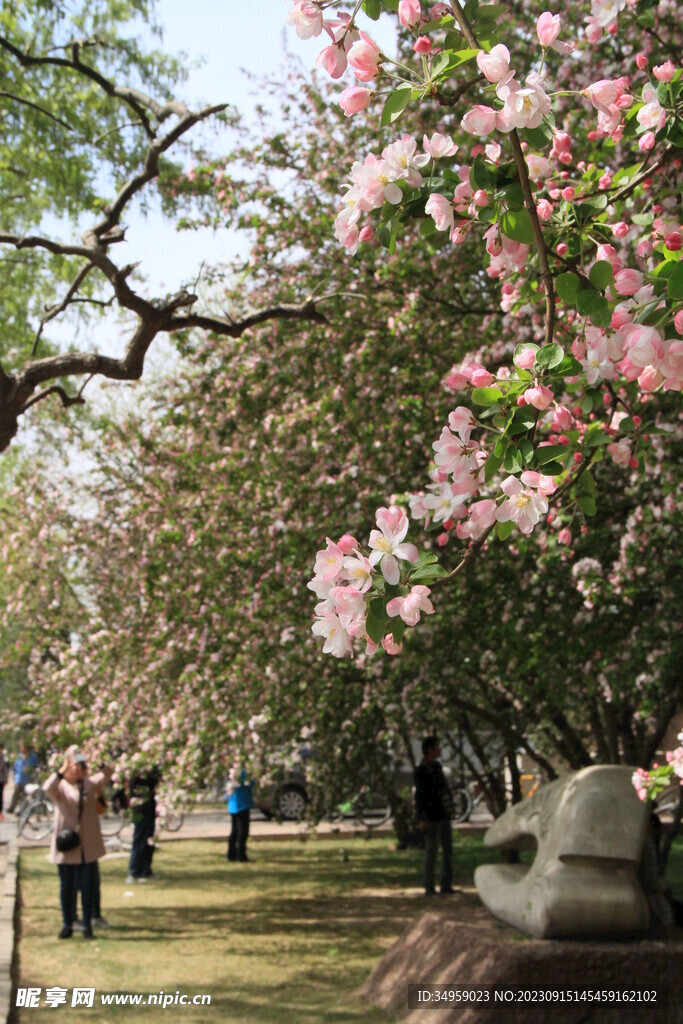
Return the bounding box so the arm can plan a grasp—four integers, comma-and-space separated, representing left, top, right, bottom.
414, 735, 454, 896
126, 766, 160, 883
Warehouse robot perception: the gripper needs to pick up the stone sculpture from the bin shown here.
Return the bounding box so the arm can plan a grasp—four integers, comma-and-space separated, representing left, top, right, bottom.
474, 765, 650, 939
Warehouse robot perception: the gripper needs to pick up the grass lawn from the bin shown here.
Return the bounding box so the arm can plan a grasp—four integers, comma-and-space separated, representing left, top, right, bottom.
15, 834, 683, 1023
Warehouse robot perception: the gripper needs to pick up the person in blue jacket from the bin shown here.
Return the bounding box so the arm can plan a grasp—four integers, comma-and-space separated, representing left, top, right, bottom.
226, 768, 254, 862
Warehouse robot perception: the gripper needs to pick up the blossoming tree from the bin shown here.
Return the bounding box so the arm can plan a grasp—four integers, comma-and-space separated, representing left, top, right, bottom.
289, 1, 681, 798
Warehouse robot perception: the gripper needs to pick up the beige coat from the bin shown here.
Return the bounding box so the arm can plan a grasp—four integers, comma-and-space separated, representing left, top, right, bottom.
43, 768, 112, 865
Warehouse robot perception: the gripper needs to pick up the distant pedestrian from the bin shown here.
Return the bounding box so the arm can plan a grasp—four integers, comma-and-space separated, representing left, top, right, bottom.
0, 743, 8, 820
43, 747, 112, 939
127, 766, 160, 883
415, 736, 455, 896
226, 768, 254, 862
8, 738, 39, 814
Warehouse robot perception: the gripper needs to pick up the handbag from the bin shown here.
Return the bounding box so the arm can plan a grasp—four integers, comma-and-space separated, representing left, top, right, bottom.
56, 828, 81, 852
55, 778, 84, 852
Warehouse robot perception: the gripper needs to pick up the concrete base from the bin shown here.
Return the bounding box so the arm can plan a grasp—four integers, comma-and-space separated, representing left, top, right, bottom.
361, 912, 683, 1024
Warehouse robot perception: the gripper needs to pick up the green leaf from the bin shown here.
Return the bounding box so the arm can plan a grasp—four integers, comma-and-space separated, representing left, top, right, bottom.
380, 85, 413, 126
470, 154, 497, 191
578, 471, 596, 494
583, 424, 610, 447
484, 448, 504, 482
578, 495, 596, 516
667, 260, 683, 300
536, 444, 569, 465
366, 598, 387, 644
508, 408, 536, 435
576, 194, 608, 223
518, 438, 534, 463
589, 260, 614, 291
390, 617, 405, 644
504, 447, 523, 473
410, 564, 450, 583
362, 0, 382, 18
381, 0, 399, 8
496, 520, 515, 541
415, 550, 439, 567
555, 272, 581, 305
472, 386, 504, 406
536, 343, 564, 370
523, 124, 554, 148
554, 355, 584, 377
499, 208, 534, 245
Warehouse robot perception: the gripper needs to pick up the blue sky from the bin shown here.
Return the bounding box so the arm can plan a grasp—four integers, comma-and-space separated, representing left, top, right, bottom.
123, 0, 398, 291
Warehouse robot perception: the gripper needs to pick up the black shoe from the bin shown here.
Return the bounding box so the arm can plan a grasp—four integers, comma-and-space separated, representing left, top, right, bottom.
440, 887, 456, 895
82, 928, 94, 939
58, 926, 73, 939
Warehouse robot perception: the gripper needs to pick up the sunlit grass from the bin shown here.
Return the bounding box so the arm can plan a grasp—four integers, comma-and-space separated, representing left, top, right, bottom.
15, 834, 683, 1022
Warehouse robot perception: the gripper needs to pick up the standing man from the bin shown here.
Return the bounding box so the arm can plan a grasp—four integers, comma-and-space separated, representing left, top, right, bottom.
226, 768, 254, 863
127, 766, 160, 883
0, 742, 8, 820
414, 735, 455, 897
8, 738, 39, 814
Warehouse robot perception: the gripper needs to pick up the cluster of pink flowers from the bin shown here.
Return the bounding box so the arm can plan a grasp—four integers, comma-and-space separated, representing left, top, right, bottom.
632, 730, 683, 803
309, 507, 434, 658
335, 134, 450, 253
409, 403, 558, 543
571, 271, 683, 392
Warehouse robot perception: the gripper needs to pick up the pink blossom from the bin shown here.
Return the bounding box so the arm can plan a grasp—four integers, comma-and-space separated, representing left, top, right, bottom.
514, 347, 537, 370
613, 268, 644, 295
653, 61, 675, 83
585, 79, 620, 112
466, 498, 498, 538
552, 404, 573, 431
330, 585, 367, 630
471, 367, 494, 386
520, 471, 557, 496
639, 131, 656, 152
339, 87, 372, 116
313, 538, 345, 581
637, 85, 666, 131
368, 506, 419, 585
382, 634, 403, 656
423, 132, 458, 159
311, 614, 352, 658
348, 32, 382, 81
496, 72, 552, 131
537, 11, 561, 46
623, 324, 664, 368
612, 221, 629, 238
607, 438, 631, 466
558, 527, 572, 546
287, 2, 324, 39
536, 198, 553, 220
525, 383, 554, 410
638, 365, 663, 391
341, 553, 373, 592
496, 475, 549, 535
358, 225, 374, 243
413, 36, 433, 54
387, 585, 435, 626
317, 44, 348, 79
536, 11, 574, 52
461, 105, 498, 136
476, 44, 510, 84
674, 311, 683, 335
398, 0, 422, 29
425, 193, 454, 233
338, 533, 359, 554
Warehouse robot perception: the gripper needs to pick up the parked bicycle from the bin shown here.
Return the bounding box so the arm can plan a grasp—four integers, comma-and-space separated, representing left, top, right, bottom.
17, 784, 54, 841
450, 771, 543, 823
329, 784, 391, 828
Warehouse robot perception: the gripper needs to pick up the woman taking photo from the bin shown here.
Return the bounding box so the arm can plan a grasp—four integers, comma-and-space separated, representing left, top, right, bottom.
43, 747, 112, 939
